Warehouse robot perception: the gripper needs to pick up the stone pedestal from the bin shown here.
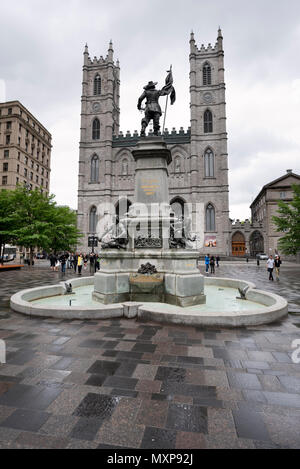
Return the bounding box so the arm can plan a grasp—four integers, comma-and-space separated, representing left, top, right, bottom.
94, 137, 206, 307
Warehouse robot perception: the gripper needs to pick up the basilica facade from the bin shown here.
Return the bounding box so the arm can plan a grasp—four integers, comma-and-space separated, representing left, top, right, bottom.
77, 30, 232, 255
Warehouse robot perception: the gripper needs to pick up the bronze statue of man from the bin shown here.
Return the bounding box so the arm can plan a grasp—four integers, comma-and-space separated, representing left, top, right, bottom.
137, 69, 176, 136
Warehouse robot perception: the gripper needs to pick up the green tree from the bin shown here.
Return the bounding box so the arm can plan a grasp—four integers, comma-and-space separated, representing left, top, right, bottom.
47, 204, 82, 254
272, 184, 300, 255
0, 189, 18, 262
8, 186, 82, 266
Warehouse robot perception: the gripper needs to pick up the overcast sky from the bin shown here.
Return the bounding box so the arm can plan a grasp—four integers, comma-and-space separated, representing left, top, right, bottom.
1, 0, 300, 219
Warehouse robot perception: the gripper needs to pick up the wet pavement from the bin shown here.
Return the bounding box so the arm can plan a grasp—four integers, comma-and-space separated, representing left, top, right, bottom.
0, 261, 299, 449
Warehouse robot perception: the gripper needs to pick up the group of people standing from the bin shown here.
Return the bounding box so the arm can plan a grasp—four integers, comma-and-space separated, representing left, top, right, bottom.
49, 252, 101, 276
204, 254, 220, 274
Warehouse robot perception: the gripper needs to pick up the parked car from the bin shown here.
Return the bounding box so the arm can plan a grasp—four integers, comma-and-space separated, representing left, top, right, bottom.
256, 253, 268, 260
36, 252, 47, 259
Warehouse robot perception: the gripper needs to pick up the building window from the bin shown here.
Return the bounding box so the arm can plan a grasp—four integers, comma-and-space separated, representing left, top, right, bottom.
204, 148, 214, 177
17, 164, 19, 173
6, 121, 12, 130
31, 160, 34, 169
6, 135, 10, 145
8, 108, 12, 115
206, 204, 215, 231
92, 118, 100, 140
2, 176, 8, 185
36, 164, 39, 172
25, 156, 28, 165
4, 150, 9, 158
41, 178, 44, 186
94, 74, 101, 95
16, 177, 19, 184
174, 156, 181, 173
36, 175, 39, 183
30, 172, 33, 181
90, 155, 99, 183
89, 206, 97, 233
280, 191, 286, 199
203, 62, 212, 85
18, 137, 21, 146
18, 152, 20, 160
3, 163, 8, 172
204, 109, 213, 133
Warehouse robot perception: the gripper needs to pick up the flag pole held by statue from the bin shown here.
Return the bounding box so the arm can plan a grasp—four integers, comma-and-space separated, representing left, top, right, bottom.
163, 65, 173, 133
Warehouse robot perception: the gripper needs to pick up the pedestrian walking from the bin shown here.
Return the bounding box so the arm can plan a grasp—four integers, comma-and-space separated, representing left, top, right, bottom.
49, 253, 56, 271
96, 253, 100, 271
267, 255, 275, 281
77, 254, 83, 276
83, 254, 88, 271
73, 253, 78, 273
59, 253, 67, 276
205, 254, 210, 274
274, 255, 282, 281
210, 256, 215, 274
216, 256, 220, 268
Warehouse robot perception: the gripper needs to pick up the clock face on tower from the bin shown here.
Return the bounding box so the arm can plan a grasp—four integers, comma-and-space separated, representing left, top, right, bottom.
92, 102, 101, 113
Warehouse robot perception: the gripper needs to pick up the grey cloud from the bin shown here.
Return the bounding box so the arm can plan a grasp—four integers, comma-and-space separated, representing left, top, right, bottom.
1, 0, 299, 215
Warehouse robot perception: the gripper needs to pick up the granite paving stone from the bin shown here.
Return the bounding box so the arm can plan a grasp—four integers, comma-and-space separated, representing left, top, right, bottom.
0, 263, 299, 448
0, 408, 50, 432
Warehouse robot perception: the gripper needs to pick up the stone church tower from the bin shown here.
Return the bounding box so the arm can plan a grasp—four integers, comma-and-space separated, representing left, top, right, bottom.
189, 28, 230, 254
77, 31, 231, 255
77, 41, 120, 246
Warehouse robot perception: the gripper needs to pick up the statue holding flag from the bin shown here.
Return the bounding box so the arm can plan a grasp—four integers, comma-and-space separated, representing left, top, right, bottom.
137, 66, 176, 136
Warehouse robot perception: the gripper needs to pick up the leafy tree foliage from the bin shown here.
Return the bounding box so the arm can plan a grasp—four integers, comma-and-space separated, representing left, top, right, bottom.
272, 184, 300, 255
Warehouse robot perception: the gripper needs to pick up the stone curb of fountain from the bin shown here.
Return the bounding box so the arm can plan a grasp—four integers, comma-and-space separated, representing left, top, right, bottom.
9, 276, 288, 327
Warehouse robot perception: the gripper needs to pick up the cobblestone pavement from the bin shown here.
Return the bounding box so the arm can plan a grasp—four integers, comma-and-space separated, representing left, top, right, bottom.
0, 262, 299, 449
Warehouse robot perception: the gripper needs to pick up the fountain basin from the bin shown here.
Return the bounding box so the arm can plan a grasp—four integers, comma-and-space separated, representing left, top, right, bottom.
10, 276, 288, 327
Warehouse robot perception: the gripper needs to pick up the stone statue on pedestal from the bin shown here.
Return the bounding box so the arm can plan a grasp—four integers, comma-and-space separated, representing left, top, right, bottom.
137, 69, 176, 136
100, 216, 128, 249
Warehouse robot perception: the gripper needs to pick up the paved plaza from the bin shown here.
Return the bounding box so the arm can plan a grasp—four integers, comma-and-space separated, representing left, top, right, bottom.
0, 261, 299, 449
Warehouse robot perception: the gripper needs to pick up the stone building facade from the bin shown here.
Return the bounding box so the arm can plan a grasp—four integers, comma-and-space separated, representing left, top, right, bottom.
230, 170, 300, 258
77, 31, 231, 254
0, 101, 51, 193
250, 170, 300, 255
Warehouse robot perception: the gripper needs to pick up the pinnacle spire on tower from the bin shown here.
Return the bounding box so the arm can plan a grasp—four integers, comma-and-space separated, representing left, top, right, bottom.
107, 39, 114, 61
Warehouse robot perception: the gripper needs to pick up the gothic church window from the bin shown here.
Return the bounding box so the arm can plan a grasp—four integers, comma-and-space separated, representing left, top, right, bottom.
174, 156, 181, 173
89, 206, 97, 233
204, 148, 214, 177
92, 118, 100, 140
122, 159, 129, 175
206, 204, 215, 231
203, 62, 212, 85
204, 110, 213, 133
94, 74, 101, 95
90, 155, 99, 183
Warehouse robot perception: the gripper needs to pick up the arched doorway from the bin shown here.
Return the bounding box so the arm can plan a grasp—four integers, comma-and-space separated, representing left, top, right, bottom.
250, 231, 264, 257
232, 231, 246, 256
115, 198, 132, 219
